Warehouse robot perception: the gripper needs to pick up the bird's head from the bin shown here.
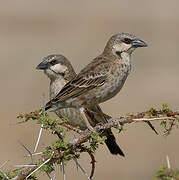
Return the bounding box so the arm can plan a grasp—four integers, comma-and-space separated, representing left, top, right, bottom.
104, 33, 147, 57
36, 54, 76, 80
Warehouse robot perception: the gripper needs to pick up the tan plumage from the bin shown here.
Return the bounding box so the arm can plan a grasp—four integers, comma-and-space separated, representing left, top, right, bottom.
45, 33, 147, 111
43, 34, 158, 147
37, 54, 125, 156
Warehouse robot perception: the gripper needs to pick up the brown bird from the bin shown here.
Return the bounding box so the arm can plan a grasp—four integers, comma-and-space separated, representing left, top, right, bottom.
45, 33, 147, 111
44, 33, 158, 135
37, 54, 125, 156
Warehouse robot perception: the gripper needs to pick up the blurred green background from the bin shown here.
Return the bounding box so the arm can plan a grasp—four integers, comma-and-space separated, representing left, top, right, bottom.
0, 0, 179, 179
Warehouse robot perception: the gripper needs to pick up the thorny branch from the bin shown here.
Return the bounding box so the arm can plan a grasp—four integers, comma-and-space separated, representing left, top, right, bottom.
1, 105, 179, 180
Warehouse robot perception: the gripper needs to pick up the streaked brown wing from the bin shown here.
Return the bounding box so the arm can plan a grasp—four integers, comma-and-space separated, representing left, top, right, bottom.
50, 56, 111, 104
51, 73, 107, 103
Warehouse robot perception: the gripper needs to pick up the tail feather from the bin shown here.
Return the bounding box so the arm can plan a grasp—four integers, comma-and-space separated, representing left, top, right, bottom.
85, 106, 124, 156
44, 102, 51, 111
103, 130, 125, 156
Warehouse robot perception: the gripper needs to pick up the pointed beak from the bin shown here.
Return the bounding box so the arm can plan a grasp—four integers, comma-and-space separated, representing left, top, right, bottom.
132, 39, 147, 48
36, 60, 50, 70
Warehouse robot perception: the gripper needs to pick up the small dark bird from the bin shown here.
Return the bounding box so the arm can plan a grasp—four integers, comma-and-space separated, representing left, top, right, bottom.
37, 54, 125, 156
45, 33, 147, 111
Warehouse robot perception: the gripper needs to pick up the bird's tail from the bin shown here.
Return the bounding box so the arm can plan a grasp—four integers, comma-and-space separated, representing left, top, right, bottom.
44, 100, 64, 112
44, 102, 51, 111
85, 106, 125, 156
103, 129, 125, 156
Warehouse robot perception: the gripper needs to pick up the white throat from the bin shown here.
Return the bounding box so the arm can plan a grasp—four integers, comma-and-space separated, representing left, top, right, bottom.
121, 52, 131, 63
50, 77, 67, 100
121, 51, 132, 73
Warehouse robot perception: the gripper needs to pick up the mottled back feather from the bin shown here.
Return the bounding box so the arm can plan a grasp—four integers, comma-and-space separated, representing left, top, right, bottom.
47, 55, 112, 106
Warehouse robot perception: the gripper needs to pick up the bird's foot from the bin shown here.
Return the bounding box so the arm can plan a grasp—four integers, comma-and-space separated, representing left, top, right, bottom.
87, 125, 96, 133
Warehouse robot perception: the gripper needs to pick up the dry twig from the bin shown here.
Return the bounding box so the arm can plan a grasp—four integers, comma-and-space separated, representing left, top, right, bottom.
9, 106, 179, 180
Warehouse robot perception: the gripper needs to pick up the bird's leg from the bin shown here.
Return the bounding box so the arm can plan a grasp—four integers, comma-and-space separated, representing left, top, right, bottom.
79, 107, 95, 132
86, 108, 112, 120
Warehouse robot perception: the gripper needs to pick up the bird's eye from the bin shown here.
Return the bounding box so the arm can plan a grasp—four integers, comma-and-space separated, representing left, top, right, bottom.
50, 59, 58, 65
123, 38, 132, 44
115, 51, 121, 57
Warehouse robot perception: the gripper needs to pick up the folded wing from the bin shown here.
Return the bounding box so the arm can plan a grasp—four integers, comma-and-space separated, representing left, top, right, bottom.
45, 57, 111, 109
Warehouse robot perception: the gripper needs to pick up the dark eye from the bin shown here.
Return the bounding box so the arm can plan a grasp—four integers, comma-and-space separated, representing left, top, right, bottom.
115, 51, 121, 57
50, 59, 58, 65
123, 38, 132, 44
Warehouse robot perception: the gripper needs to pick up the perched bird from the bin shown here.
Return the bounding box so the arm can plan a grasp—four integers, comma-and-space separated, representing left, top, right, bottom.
37, 54, 125, 156
45, 33, 147, 112
44, 34, 158, 135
